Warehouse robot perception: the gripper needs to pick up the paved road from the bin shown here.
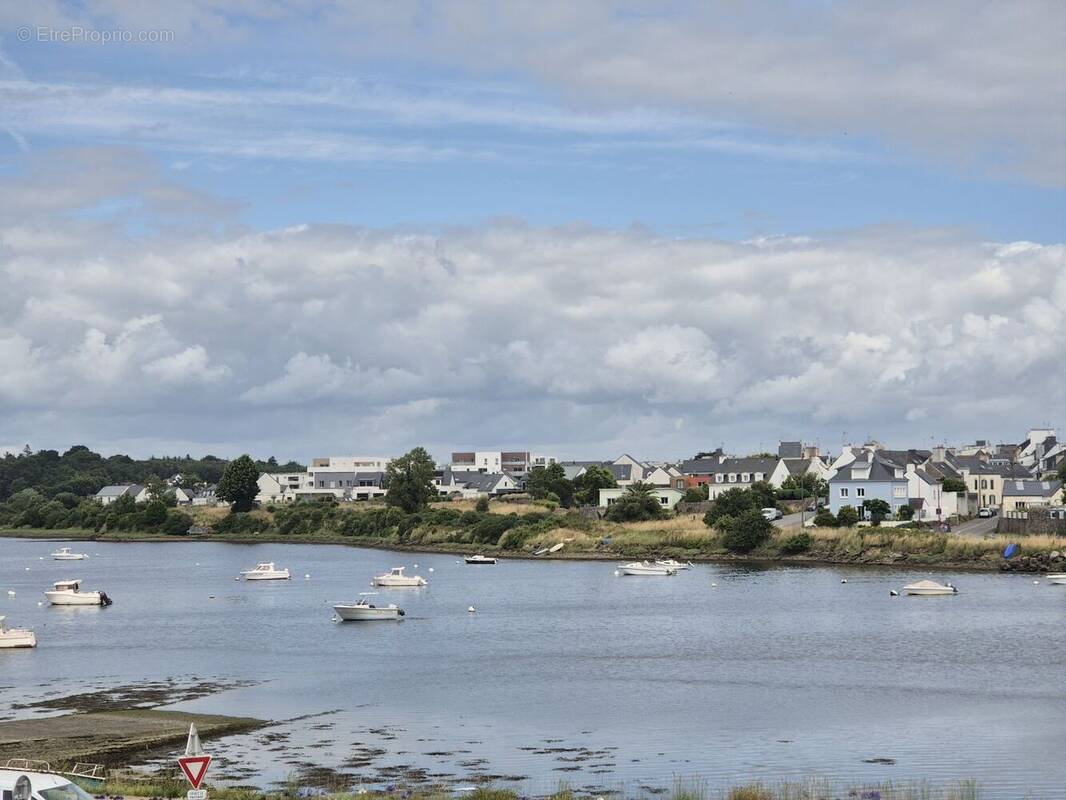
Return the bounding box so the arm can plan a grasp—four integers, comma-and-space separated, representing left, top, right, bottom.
774, 511, 809, 530
952, 515, 1000, 537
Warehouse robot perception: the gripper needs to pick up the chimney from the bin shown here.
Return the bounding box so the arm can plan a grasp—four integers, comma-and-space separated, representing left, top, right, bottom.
932, 445, 947, 463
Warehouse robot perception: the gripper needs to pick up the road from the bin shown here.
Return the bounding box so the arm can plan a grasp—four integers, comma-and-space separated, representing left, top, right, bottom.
952, 515, 1000, 537
773, 511, 809, 530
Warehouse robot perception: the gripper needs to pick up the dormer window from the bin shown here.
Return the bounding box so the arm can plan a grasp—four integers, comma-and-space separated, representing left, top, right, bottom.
741, 473, 750, 482
728, 473, 737, 483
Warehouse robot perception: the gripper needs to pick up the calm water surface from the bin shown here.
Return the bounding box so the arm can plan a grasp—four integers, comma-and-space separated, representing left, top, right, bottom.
1, 538, 1063, 797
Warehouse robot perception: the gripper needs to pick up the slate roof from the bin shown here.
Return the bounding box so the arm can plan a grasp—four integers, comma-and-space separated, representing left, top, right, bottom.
95, 484, 142, 498
679, 457, 778, 476
830, 452, 904, 483
1002, 480, 1062, 498
877, 449, 931, 466
778, 441, 803, 459
445, 470, 511, 492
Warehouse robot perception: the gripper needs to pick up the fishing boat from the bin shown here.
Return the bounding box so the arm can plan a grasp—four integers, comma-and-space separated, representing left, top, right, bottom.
617, 561, 677, 576
0, 616, 36, 648
655, 559, 692, 570
44, 580, 112, 606
51, 547, 89, 560
333, 593, 405, 621
240, 562, 290, 581
1045, 573, 1066, 585
903, 579, 958, 596
372, 567, 427, 587
465, 555, 498, 565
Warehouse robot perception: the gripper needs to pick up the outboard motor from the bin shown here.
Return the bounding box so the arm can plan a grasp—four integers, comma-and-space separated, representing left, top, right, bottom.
99, 592, 113, 607
398, 609, 405, 616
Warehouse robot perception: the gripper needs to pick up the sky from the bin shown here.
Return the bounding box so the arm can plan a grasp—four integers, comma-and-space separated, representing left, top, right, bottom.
0, 1, 1064, 463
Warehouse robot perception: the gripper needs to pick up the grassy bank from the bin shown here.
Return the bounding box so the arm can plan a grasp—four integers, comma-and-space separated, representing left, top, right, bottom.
81, 777, 991, 800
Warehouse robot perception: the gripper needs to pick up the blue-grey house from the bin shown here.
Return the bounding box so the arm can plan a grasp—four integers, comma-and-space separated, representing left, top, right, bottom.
828, 451, 909, 518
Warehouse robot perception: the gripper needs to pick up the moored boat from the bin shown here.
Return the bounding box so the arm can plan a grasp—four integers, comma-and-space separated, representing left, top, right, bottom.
617, 561, 677, 576
333, 594, 405, 621
52, 547, 89, 560
1045, 573, 1066, 585
372, 567, 428, 587
903, 579, 957, 596
465, 555, 498, 565
44, 580, 112, 606
240, 562, 290, 580
0, 616, 37, 648
655, 559, 692, 570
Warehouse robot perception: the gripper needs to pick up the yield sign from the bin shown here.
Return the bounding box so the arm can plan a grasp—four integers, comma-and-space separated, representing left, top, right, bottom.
178, 755, 212, 789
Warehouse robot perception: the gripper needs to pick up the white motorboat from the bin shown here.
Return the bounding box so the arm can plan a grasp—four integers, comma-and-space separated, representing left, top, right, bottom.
465, 555, 498, 565
903, 579, 958, 596
1045, 573, 1066, 585
51, 547, 89, 560
240, 562, 291, 581
44, 579, 112, 606
333, 593, 405, 621
617, 561, 677, 576
655, 559, 693, 570
0, 616, 37, 648
372, 567, 428, 587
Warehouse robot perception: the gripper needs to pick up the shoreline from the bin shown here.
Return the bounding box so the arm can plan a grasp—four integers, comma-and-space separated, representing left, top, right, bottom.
0, 526, 1038, 573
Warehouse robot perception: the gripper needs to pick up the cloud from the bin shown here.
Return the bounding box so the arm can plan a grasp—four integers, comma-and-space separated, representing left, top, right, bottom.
0, 149, 1062, 458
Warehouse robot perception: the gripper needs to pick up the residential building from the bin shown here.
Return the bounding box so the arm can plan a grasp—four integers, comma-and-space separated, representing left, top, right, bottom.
94, 484, 143, 505
1037, 441, 1065, 479
450, 450, 557, 478
679, 455, 788, 499
1016, 428, 1057, 469
434, 469, 517, 498
828, 451, 909, 518
1001, 480, 1064, 514
256, 472, 307, 504
298, 456, 392, 500
905, 464, 961, 521
598, 486, 685, 510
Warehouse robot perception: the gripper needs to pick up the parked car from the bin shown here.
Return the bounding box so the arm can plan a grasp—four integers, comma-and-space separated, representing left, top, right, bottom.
977, 507, 994, 518
761, 507, 784, 521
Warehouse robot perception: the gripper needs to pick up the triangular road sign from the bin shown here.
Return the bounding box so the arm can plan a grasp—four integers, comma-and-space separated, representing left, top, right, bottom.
178, 755, 211, 789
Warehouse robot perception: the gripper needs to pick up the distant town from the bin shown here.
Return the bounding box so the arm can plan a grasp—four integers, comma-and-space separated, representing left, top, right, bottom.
61, 425, 1065, 524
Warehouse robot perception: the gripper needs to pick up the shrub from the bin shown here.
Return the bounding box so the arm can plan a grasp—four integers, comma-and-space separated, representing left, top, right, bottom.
213, 512, 271, 535
142, 499, 168, 526
703, 487, 757, 524
896, 504, 915, 520
836, 505, 860, 527
682, 486, 708, 503
470, 513, 518, 544
721, 509, 773, 553
778, 532, 812, 554
813, 508, 838, 527
161, 510, 195, 535
474, 496, 490, 513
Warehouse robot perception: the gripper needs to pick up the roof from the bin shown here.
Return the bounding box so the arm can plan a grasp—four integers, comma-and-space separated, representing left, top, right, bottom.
911, 468, 938, 486
679, 457, 778, 476
783, 458, 819, 476
830, 452, 904, 483
1002, 480, 1062, 498
95, 484, 138, 497
778, 441, 802, 459
877, 449, 931, 466
444, 470, 511, 492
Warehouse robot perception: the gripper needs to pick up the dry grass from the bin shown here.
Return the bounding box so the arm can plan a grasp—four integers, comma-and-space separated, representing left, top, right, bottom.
431, 499, 546, 515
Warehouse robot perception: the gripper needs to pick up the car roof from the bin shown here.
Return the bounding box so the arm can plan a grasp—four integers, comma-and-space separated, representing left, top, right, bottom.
0, 769, 74, 790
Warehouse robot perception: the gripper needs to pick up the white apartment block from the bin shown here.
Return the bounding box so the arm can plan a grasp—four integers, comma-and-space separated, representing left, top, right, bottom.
449, 450, 558, 477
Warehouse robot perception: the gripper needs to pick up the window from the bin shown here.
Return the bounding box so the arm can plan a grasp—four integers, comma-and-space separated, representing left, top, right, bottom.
729, 473, 737, 482
659, 496, 669, 505
989, 495, 996, 504
741, 473, 750, 482
893, 487, 906, 498
856, 488, 866, 498
716, 474, 724, 483
840, 488, 849, 497
981, 479, 987, 489
755, 472, 763, 481
974, 479, 978, 490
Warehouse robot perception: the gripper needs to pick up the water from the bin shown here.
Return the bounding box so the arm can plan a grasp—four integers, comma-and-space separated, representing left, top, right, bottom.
1, 538, 1063, 797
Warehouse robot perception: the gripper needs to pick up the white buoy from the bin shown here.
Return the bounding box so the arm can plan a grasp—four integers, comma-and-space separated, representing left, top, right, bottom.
37, 601, 43, 606
711, 582, 718, 587
841, 578, 848, 584
1033, 580, 1040, 585
467, 606, 476, 613
413, 564, 418, 568
613, 570, 621, 577
428, 567, 434, 572
6, 591, 14, 596
305, 574, 311, 579
25, 567, 30, 571
889, 590, 899, 597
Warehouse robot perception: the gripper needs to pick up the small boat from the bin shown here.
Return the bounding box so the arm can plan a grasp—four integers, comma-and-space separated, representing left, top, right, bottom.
548, 543, 565, 553
372, 567, 428, 587
44, 579, 112, 606
903, 579, 958, 596
532, 547, 551, 556
240, 562, 291, 580
655, 559, 692, 570
1045, 573, 1066, 585
333, 593, 405, 621
51, 547, 89, 560
617, 561, 677, 576
465, 555, 498, 565
0, 615, 37, 648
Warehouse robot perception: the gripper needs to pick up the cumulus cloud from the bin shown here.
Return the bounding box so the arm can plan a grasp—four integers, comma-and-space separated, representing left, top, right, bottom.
0, 149, 1062, 458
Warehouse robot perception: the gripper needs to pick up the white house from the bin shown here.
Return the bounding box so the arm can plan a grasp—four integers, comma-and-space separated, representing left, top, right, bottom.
94, 484, 143, 505
449, 450, 558, 477
679, 456, 786, 499
434, 469, 517, 498
256, 472, 308, 503
905, 464, 961, 521
598, 486, 685, 510
642, 464, 687, 490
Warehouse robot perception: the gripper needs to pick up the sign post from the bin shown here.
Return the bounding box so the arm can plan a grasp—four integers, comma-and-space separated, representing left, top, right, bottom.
177, 723, 212, 800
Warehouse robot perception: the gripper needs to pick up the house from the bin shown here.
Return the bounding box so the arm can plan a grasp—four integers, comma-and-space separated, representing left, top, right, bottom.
1015, 428, 1057, 469
450, 450, 557, 478
828, 451, 909, 518
679, 455, 787, 499
434, 469, 517, 498
905, 464, 962, 521
256, 472, 307, 503
642, 464, 687, 491
598, 486, 685, 510
949, 455, 1033, 509
1001, 480, 1064, 514
191, 486, 224, 506
1037, 441, 1065, 479
94, 484, 143, 505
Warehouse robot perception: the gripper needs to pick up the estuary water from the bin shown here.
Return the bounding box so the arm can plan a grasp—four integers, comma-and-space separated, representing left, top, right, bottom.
1, 538, 1063, 797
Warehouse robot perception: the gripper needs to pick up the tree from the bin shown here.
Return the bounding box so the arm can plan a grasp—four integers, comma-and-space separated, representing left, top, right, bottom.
863, 498, 891, 526
896, 504, 915, 520
526, 463, 575, 507
604, 482, 664, 522
475, 496, 490, 514
836, 505, 860, 527
573, 464, 617, 506
142, 499, 168, 526
683, 486, 708, 503
749, 480, 778, 510
216, 454, 261, 512
703, 487, 757, 524
384, 447, 436, 513
941, 478, 967, 494
1056, 461, 1066, 485
721, 509, 773, 553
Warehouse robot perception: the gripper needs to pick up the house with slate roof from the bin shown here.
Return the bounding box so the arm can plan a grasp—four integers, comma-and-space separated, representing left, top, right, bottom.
1001, 479, 1063, 514
94, 484, 144, 506
828, 451, 909, 518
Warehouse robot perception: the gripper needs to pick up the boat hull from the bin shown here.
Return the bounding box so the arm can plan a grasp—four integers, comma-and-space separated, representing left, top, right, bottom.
372, 577, 426, 587
0, 630, 37, 648
333, 604, 404, 621
465, 558, 497, 565
53, 554, 88, 560
243, 572, 290, 580
45, 591, 104, 605
904, 588, 957, 596
1046, 573, 1066, 585
618, 565, 676, 576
